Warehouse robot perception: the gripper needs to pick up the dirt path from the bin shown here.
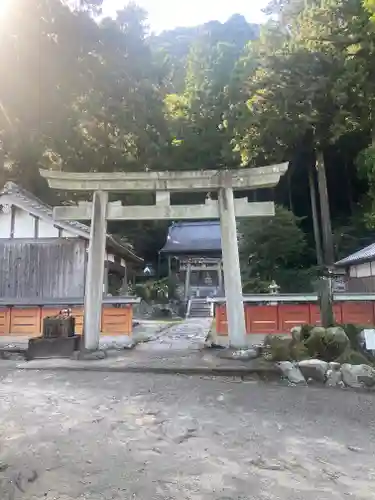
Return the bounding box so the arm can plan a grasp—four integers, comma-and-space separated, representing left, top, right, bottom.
0, 369, 374, 499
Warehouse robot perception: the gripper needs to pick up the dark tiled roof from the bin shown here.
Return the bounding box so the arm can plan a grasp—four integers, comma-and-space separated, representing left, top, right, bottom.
160, 220, 222, 254
0, 182, 142, 263
335, 242, 375, 267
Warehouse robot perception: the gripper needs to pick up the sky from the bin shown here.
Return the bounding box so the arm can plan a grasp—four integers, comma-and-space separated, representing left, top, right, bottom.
103, 0, 268, 33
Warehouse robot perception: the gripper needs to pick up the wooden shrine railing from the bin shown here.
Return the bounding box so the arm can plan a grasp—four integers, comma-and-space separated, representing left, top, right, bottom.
0, 296, 140, 337
208, 294, 375, 335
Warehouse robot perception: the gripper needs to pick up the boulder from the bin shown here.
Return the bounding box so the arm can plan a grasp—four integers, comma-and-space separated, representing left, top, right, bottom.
341, 363, 375, 388
263, 335, 292, 362
326, 326, 350, 349
305, 326, 349, 361
335, 348, 370, 366
277, 361, 306, 385
218, 348, 260, 361
297, 359, 328, 383
310, 326, 326, 336
329, 362, 341, 371
291, 326, 302, 343
326, 369, 343, 387
289, 341, 311, 361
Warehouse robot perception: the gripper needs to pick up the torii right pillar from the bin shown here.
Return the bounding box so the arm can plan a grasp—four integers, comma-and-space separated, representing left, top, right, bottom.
218, 185, 247, 348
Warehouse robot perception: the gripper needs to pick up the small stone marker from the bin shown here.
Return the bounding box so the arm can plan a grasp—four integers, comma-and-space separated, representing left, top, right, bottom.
27, 309, 80, 360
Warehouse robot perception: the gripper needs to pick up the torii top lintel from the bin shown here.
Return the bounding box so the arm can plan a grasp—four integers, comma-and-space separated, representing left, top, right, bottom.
39, 163, 288, 192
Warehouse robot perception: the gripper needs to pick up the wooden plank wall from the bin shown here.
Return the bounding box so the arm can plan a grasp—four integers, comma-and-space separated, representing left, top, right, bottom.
0, 239, 86, 298
0, 305, 133, 336
216, 302, 375, 335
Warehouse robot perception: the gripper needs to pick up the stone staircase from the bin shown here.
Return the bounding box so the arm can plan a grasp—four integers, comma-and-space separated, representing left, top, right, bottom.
187, 299, 212, 318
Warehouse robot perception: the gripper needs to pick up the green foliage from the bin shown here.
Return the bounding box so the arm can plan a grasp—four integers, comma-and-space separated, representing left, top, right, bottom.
152, 15, 259, 93
135, 277, 180, 304
263, 335, 310, 361
336, 349, 371, 365
338, 323, 375, 363
263, 335, 293, 361
239, 206, 314, 292
334, 210, 375, 259
267, 323, 375, 363
135, 279, 169, 303
304, 327, 349, 361
1, 0, 375, 270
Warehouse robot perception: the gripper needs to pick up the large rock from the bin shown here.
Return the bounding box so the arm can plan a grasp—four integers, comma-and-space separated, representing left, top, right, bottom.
310, 326, 326, 336
263, 335, 292, 362
305, 326, 349, 361
291, 326, 302, 343
218, 348, 260, 361
297, 359, 328, 383
277, 361, 306, 385
326, 326, 349, 348
329, 362, 341, 371
326, 369, 343, 387
341, 363, 375, 388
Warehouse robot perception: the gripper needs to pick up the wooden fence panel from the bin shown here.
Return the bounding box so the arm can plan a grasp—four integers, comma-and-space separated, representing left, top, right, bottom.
0, 239, 86, 299
9, 308, 40, 336
215, 301, 375, 335
278, 305, 310, 333
102, 306, 132, 335
341, 302, 374, 325
309, 304, 343, 325
246, 305, 279, 334
0, 305, 133, 336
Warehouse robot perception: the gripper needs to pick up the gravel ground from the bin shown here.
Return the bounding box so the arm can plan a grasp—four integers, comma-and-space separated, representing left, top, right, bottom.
0, 368, 374, 499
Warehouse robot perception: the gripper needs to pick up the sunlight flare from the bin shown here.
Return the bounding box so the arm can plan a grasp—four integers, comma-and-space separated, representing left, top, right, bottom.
0, 0, 11, 19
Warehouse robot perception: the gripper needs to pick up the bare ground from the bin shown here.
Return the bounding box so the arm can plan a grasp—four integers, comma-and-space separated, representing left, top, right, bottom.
0, 366, 374, 499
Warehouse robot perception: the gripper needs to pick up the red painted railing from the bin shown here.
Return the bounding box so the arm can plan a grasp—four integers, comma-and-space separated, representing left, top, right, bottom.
214, 296, 375, 335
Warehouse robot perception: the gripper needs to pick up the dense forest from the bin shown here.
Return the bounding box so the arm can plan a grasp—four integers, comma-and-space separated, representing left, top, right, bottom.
2, 0, 375, 291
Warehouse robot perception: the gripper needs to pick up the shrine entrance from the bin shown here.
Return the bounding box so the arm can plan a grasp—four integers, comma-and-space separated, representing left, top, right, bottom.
40, 164, 288, 349
160, 220, 223, 300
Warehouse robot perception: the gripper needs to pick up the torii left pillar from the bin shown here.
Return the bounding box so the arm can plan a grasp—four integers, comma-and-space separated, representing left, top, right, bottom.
84, 190, 108, 351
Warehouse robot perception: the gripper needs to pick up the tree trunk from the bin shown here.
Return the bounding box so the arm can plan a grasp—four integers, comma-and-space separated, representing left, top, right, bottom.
288, 169, 293, 212
319, 277, 335, 328
344, 159, 354, 214
316, 150, 335, 266
308, 162, 323, 266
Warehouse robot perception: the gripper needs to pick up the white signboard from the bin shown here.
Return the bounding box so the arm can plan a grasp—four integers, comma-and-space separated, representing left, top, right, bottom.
364, 329, 375, 350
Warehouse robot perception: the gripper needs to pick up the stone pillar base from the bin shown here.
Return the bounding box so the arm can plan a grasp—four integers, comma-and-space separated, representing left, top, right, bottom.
27, 336, 80, 360
71, 349, 107, 361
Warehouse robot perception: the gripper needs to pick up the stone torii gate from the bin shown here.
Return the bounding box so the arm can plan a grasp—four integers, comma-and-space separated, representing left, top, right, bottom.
40, 164, 288, 350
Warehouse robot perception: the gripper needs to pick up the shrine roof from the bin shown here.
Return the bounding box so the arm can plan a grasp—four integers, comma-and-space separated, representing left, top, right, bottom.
160, 221, 222, 254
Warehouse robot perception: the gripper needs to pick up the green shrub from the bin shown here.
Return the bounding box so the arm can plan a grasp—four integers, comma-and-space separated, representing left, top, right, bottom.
263, 335, 293, 362
335, 349, 371, 366
135, 279, 170, 304
340, 324, 362, 350
336, 324, 375, 364
290, 341, 311, 361
304, 326, 348, 361
300, 324, 314, 342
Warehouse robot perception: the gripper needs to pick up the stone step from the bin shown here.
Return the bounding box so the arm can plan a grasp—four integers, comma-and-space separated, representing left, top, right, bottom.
188, 301, 212, 318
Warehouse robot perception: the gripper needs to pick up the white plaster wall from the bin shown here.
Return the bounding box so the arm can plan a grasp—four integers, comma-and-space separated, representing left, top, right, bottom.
0, 210, 11, 238
38, 219, 59, 238
13, 208, 35, 238
349, 266, 357, 278
353, 262, 372, 278
62, 230, 77, 238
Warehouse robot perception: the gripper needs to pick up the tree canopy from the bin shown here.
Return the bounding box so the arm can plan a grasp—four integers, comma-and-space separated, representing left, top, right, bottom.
2, 0, 375, 290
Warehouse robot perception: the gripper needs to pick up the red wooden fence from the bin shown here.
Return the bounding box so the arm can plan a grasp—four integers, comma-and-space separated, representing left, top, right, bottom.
215, 302, 375, 335
0, 305, 133, 337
